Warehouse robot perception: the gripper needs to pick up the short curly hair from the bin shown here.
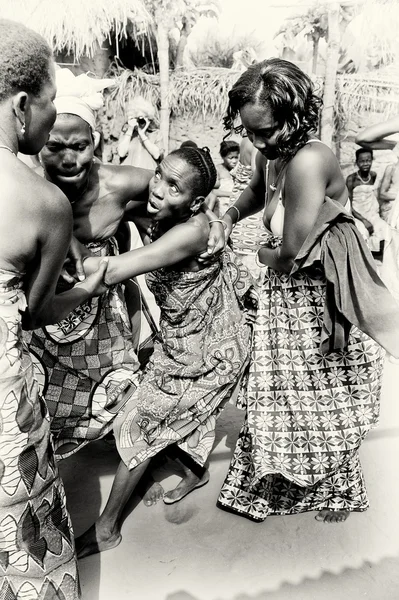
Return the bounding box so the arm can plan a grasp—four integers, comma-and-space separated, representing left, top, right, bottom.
219, 140, 239, 158
224, 58, 322, 160
0, 20, 52, 102
171, 146, 217, 198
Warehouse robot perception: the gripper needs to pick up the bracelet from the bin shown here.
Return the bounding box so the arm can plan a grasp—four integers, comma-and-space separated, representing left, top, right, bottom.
224, 205, 241, 227
208, 219, 228, 231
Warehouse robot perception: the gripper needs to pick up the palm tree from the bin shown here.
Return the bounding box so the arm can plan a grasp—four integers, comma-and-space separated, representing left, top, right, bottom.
145, 0, 219, 152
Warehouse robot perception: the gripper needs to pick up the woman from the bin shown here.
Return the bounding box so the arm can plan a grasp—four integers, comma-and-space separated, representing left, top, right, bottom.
212, 58, 395, 524
75, 146, 256, 558
0, 19, 106, 598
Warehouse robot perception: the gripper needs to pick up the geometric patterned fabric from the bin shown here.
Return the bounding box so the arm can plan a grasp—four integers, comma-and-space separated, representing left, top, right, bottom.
24, 238, 141, 459
218, 232, 385, 521
0, 269, 80, 598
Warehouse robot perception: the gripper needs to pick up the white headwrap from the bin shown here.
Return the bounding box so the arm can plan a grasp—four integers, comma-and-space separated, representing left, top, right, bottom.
54, 68, 115, 131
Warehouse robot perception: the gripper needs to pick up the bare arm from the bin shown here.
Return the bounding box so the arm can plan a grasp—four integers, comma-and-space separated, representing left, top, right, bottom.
258, 147, 329, 273
84, 218, 208, 285
118, 123, 134, 159
222, 151, 266, 231
23, 189, 107, 329
356, 117, 399, 150
379, 164, 396, 202
137, 126, 162, 162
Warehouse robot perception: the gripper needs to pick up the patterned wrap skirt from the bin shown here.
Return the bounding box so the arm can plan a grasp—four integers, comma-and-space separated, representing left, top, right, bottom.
24, 238, 142, 459
0, 269, 79, 599
114, 250, 257, 469
218, 233, 385, 521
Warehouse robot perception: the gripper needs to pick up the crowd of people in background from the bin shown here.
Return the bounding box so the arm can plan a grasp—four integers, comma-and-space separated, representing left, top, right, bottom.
1, 17, 399, 600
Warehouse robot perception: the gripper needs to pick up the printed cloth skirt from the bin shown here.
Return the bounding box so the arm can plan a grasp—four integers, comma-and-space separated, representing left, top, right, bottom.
24, 238, 142, 459
218, 235, 385, 521
0, 269, 79, 599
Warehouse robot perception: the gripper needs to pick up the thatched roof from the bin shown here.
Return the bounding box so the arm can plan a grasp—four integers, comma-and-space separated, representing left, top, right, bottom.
0, 0, 151, 59
107, 64, 241, 121
107, 64, 399, 127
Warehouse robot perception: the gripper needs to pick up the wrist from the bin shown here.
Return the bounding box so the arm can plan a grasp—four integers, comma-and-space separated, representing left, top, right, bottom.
125, 127, 134, 136
225, 205, 240, 226
139, 133, 149, 142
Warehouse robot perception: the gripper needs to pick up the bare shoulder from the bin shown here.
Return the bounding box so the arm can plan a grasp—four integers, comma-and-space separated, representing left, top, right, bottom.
288, 141, 337, 178
175, 213, 208, 247
100, 163, 153, 199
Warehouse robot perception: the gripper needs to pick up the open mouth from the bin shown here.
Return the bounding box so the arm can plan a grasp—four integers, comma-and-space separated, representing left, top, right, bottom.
147, 197, 160, 214
56, 170, 86, 182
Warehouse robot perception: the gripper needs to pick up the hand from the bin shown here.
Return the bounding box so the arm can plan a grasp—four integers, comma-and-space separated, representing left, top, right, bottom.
64, 236, 90, 283
127, 117, 138, 131
74, 259, 109, 297
198, 221, 227, 262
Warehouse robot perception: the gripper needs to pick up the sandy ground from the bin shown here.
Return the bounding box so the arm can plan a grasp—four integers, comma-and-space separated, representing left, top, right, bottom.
59, 357, 399, 600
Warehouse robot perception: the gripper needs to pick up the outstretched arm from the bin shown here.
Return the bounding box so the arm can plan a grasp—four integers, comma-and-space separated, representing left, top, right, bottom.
356, 117, 399, 150
83, 218, 208, 285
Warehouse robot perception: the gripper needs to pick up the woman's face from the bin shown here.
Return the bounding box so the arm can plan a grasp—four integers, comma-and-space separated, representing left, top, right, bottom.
240, 101, 281, 160
20, 59, 57, 155
40, 114, 94, 191
148, 155, 199, 222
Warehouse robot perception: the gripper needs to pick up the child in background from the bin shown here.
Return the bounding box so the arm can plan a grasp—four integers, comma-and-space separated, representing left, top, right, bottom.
214, 140, 239, 215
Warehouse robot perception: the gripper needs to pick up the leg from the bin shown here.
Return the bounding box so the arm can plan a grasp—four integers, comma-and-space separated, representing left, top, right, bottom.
76, 458, 150, 558
142, 476, 165, 507
163, 446, 209, 505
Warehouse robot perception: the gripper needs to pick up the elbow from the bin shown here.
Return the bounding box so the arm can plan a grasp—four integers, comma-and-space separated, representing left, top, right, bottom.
355, 133, 374, 148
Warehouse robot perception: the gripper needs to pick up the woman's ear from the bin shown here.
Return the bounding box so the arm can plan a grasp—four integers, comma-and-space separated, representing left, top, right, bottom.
190, 195, 205, 215
93, 131, 101, 151
12, 92, 29, 130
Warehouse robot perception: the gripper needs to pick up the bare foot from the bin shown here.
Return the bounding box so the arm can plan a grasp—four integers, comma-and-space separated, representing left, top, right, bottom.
75, 522, 122, 559
163, 469, 210, 505
143, 481, 164, 507
315, 509, 350, 523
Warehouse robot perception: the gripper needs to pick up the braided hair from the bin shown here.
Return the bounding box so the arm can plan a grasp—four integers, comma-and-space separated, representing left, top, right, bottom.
224, 58, 322, 161
170, 146, 217, 198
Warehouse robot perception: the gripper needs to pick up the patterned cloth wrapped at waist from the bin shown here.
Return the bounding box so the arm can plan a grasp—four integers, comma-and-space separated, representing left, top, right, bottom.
145, 249, 256, 379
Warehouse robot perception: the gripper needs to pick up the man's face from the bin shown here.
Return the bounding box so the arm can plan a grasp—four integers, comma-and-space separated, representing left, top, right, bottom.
40, 114, 94, 192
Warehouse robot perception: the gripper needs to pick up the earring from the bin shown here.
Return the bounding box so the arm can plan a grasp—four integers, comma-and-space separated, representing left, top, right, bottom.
21, 124, 25, 135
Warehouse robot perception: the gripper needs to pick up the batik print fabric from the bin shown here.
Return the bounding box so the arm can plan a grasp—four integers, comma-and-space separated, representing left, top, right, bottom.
218, 234, 385, 522
228, 160, 268, 257
114, 250, 257, 469
0, 269, 79, 599
24, 238, 142, 459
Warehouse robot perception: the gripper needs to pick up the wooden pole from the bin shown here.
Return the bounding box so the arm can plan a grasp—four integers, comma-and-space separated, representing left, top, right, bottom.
320, 2, 340, 147
156, 9, 170, 154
